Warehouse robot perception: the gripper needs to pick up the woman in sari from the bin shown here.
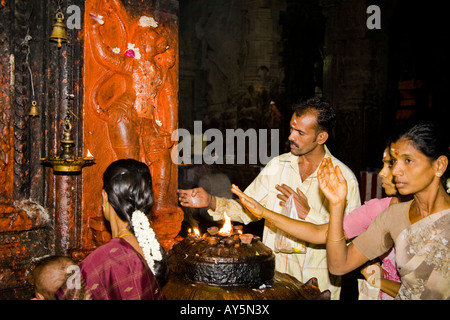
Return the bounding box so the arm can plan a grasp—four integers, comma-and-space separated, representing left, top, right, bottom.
320, 122, 449, 299
77, 159, 167, 300
232, 147, 407, 299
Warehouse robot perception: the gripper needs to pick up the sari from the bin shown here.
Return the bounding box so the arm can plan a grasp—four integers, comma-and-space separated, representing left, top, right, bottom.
395, 209, 450, 300
79, 237, 165, 300
353, 202, 450, 300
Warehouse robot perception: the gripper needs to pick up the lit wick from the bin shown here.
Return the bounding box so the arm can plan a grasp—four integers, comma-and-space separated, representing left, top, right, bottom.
193, 228, 201, 238
85, 149, 94, 159
233, 225, 243, 234
218, 211, 233, 236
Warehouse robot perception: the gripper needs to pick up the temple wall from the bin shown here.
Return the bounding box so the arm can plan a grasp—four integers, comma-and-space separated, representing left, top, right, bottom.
0, 0, 181, 299
179, 0, 287, 133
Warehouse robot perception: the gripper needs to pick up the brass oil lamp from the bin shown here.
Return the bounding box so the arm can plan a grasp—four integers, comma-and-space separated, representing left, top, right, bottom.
41, 113, 95, 174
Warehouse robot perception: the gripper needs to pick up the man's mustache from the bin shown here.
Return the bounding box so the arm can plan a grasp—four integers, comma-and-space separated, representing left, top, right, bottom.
289, 141, 299, 148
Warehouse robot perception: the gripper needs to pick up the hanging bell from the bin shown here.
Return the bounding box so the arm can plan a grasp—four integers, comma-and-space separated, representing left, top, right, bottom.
49, 12, 67, 48
29, 100, 39, 117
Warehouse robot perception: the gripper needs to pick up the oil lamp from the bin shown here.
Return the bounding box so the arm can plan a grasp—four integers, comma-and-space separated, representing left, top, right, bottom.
41, 113, 95, 174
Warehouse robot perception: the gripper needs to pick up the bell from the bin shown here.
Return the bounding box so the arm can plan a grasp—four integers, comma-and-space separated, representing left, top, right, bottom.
29, 100, 39, 117
49, 12, 67, 48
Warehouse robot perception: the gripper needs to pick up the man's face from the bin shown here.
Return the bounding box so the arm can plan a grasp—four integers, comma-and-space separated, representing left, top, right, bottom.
288, 112, 323, 157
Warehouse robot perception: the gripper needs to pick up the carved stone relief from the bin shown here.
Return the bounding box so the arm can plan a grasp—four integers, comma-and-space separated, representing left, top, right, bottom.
81, 0, 182, 252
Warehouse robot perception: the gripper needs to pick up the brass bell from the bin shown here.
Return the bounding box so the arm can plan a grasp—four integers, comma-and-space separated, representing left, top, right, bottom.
49, 12, 67, 48
29, 100, 39, 117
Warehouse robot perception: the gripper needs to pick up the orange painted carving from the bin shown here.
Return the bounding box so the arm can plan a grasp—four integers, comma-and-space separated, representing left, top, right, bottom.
81, 0, 182, 252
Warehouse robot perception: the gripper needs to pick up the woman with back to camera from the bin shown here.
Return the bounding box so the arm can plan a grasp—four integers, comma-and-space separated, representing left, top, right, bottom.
320, 122, 449, 299
65, 159, 167, 300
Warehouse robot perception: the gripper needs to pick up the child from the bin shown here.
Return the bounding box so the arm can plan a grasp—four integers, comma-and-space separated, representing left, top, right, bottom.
32, 255, 77, 300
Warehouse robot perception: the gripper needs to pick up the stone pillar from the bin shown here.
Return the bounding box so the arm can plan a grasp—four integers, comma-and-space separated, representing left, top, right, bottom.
0, 0, 59, 299
320, 0, 391, 173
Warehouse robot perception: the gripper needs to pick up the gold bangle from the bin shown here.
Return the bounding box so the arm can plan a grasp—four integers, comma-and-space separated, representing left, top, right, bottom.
325, 230, 346, 242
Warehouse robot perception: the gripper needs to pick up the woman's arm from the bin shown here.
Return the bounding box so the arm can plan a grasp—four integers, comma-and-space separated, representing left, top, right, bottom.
379, 279, 401, 298
317, 158, 369, 275
361, 262, 400, 298
231, 184, 329, 244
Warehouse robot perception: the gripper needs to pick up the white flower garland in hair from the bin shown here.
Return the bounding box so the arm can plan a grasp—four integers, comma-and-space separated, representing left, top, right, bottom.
131, 210, 163, 275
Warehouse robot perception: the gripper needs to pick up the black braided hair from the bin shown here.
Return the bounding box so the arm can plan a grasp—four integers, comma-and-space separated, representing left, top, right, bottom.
102, 159, 168, 285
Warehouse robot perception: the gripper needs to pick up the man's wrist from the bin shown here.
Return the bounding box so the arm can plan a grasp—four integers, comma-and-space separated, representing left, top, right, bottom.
209, 195, 216, 211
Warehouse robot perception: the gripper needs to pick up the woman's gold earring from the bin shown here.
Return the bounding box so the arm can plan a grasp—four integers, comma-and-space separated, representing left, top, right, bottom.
436, 172, 442, 178
103, 202, 108, 208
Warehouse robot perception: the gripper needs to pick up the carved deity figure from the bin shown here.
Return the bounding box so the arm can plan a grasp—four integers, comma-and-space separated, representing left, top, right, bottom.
86, 0, 177, 215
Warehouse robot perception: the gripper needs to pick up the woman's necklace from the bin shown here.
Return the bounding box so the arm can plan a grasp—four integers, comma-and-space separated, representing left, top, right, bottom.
119, 233, 134, 238
117, 228, 134, 238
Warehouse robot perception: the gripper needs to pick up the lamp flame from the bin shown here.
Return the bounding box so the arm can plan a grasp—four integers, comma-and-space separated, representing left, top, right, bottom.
193, 228, 200, 237
86, 149, 94, 158
218, 210, 233, 236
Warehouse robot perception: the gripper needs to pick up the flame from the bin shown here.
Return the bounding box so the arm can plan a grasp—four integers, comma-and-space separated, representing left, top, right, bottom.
193, 228, 200, 237
86, 149, 94, 158
218, 210, 233, 236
